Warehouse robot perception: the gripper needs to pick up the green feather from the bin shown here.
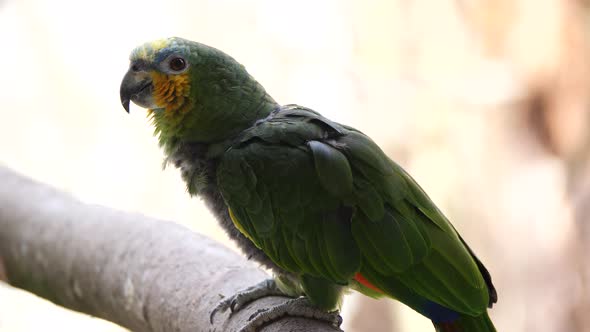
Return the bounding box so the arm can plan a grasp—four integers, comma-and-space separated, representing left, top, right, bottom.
308, 140, 353, 198
217, 105, 492, 316
128, 38, 496, 327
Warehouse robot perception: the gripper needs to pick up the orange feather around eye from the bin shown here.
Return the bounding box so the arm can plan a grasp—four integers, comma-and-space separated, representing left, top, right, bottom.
151, 72, 191, 115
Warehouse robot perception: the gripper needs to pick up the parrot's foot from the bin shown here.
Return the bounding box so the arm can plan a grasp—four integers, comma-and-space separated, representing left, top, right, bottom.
239, 297, 342, 332
210, 278, 285, 323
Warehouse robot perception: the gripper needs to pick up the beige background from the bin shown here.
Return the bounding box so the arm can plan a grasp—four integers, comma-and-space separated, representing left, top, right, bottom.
1, 0, 589, 331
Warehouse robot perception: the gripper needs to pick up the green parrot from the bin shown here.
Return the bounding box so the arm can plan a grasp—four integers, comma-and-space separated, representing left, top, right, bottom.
120, 37, 497, 332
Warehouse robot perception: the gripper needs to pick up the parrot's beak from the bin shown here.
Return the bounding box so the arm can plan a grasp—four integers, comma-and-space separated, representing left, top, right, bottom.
120, 67, 155, 113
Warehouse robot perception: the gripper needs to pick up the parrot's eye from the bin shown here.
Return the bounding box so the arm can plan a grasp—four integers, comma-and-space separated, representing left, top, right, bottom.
168, 57, 187, 72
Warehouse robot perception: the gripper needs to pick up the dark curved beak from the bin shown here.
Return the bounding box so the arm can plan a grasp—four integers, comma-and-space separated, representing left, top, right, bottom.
120, 68, 153, 113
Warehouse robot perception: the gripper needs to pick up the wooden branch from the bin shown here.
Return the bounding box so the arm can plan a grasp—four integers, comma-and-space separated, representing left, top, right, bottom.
0, 166, 341, 332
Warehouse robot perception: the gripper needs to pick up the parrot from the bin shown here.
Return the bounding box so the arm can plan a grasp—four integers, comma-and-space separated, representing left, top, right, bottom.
120, 37, 497, 332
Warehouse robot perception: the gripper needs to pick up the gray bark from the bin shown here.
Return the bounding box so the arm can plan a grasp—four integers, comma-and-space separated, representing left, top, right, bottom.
0, 166, 341, 332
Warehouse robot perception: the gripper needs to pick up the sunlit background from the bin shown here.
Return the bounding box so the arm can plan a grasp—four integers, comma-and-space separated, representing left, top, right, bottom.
1, 0, 590, 331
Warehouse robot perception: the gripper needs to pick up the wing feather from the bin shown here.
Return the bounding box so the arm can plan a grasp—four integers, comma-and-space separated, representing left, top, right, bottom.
217, 105, 492, 315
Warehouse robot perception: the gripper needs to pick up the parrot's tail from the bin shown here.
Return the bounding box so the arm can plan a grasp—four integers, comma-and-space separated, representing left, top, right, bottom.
433, 311, 496, 332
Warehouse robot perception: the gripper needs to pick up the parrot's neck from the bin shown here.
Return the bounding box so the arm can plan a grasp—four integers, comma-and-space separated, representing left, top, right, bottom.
151, 70, 279, 156
152, 98, 277, 157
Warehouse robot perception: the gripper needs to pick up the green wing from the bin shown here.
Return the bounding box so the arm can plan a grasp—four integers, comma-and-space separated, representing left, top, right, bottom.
217, 105, 491, 315
217, 106, 361, 284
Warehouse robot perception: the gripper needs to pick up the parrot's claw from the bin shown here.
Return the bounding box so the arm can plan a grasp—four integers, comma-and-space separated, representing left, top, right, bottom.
238, 297, 342, 332
210, 278, 284, 324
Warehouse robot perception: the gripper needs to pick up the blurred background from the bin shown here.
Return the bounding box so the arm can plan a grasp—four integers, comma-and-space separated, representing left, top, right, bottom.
1, 0, 589, 331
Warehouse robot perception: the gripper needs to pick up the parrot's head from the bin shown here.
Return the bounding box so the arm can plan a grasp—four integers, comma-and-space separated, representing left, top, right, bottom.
120, 37, 193, 114
120, 37, 277, 145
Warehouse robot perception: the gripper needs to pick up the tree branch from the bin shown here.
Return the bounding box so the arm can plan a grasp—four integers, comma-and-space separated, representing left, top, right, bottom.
0, 166, 341, 332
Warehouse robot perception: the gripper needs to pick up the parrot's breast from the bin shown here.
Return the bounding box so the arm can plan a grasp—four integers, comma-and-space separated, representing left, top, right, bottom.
165, 141, 287, 275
